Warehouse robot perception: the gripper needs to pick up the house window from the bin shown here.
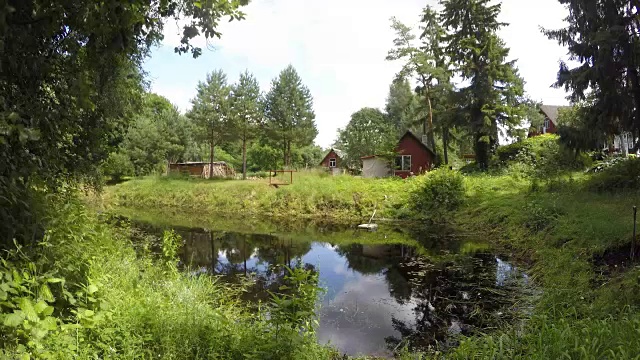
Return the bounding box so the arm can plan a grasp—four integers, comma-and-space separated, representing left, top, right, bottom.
395, 155, 412, 171
329, 158, 336, 168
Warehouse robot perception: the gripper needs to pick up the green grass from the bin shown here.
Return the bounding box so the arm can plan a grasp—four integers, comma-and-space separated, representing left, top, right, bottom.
101, 170, 415, 222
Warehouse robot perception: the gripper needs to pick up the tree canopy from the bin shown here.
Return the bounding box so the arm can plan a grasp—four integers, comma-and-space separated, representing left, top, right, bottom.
0, 0, 247, 244
544, 0, 640, 140
335, 108, 397, 169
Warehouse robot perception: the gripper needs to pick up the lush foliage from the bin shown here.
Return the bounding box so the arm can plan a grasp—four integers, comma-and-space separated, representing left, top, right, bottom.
587, 157, 640, 192
0, 0, 246, 246
409, 169, 465, 220
335, 108, 397, 169
230, 71, 263, 179
0, 198, 331, 359
544, 0, 640, 139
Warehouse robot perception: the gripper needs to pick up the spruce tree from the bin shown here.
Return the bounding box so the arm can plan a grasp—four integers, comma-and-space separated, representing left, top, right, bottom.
230, 71, 262, 179
188, 70, 231, 176
544, 0, 640, 139
441, 0, 526, 169
264, 66, 317, 167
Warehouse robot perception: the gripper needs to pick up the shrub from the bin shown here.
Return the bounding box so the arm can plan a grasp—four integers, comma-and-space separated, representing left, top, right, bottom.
100, 152, 134, 182
409, 168, 465, 220
587, 157, 640, 192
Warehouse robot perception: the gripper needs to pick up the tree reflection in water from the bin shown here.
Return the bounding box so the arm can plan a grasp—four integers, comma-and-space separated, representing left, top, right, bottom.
131, 222, 524, 356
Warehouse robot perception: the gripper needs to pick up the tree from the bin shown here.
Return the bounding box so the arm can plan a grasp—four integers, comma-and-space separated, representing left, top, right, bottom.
335, 108, 397, 169
543, 0, 640, 141
555, 100, 604, 155
440, 0, 527, 169
189, 70, 232, 176
264, 66, 317, 167
0, 0, 246, 245
121, 93, 192, 175
230, 71, 262, 179
385, 77, 419, 133
387, 12, 450, 160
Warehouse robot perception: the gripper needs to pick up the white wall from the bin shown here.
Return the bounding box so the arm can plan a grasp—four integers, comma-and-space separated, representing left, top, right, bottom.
362, 158, 390, 178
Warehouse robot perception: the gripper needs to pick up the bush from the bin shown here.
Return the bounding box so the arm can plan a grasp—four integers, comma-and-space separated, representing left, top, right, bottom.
587, 157, 640, 192
409, 168, 465, 220
100, 152, 134, 182
497, 135, 591, 179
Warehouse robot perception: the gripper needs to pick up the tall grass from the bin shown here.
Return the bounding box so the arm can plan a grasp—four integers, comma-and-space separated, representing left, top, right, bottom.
0, 196, 335, 360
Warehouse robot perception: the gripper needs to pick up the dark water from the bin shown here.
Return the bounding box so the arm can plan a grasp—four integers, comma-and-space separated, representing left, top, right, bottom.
129, 219, 526, 357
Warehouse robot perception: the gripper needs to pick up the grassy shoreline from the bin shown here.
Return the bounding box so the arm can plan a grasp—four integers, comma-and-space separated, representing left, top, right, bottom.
100, 170, 640, 358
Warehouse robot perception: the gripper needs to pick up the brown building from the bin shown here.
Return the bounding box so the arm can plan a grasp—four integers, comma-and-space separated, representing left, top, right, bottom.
319, 148, 344, 174
168, 162, 235, 178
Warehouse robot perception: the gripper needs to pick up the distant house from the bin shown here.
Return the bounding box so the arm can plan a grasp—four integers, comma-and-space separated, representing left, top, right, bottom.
320, 148, 345, 175
361, 131, 436, 179
169, 162, 235, 179
528, 105, 570, 137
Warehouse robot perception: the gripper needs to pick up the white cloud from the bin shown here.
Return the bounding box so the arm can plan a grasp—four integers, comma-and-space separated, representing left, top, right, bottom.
149, 0, 573, 147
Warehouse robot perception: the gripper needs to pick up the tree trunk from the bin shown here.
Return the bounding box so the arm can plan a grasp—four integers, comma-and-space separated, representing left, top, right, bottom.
425, 90, 437, 160
475, 133, 489, 170
209, 129, 215, 179
443, 127, 449, 165
242, 137, 247, 180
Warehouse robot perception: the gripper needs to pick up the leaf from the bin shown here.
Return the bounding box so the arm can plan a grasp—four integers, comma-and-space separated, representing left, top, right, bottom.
18, 298, 38, 322
46, 278, 63, 284
40, 316, 57, 330
39, 284, 54, 302
34, 300, 48, 314
83, 309, 95, 317
4, 311, 25, 327
194, 1, 202, 8
87, 284, 98, 294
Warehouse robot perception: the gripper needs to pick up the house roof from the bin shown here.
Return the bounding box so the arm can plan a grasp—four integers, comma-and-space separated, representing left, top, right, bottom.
319, 148, 343, 165
401, 130, 436, 156
540, 105, 570, 124
359, 131, 436, 159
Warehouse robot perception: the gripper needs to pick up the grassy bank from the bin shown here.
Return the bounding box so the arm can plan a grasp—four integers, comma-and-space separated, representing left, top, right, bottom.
442, 173, 640, 359
100, 171, 414, 222
0, 196, 335, 360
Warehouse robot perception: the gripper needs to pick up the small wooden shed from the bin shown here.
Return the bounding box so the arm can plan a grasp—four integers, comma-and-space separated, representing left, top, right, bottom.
169, 162, 235, 179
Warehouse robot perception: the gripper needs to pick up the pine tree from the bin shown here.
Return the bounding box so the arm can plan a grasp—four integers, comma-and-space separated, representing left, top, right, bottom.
264, 65, 317, 167
188, 70, 231, 176
230, 71, 262, 180
441, 0, 526, 169
387, 11, 450, 162
544, 0, 640, 139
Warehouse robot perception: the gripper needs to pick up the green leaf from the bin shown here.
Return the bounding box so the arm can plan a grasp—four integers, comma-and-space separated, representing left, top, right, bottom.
39, 284, 54, 302
19, 298, 38, 322
83, 309, 95, 317
194, 1, 202, 8
46, 278, 63, 284
40, 316, 57, 331
87, 284, 98, 294
4, 311, 25, 327
34, 300, 48, 314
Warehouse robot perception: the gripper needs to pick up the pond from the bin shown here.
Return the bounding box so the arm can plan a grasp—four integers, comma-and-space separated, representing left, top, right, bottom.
123, 213, 527, 357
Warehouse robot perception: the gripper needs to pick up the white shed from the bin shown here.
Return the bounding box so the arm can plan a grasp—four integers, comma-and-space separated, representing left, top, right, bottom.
361, 156, 390, 178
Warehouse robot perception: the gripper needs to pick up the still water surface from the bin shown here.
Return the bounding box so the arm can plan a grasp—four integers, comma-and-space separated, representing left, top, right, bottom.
129, 218, 526, 357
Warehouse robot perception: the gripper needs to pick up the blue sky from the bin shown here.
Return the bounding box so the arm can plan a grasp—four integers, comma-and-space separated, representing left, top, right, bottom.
143, 0, 571, 148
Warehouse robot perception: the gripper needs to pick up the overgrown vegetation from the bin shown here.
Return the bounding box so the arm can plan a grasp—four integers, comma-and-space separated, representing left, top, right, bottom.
0, 197, 332, 359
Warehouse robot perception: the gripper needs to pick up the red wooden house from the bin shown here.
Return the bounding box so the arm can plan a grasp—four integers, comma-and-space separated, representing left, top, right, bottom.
528, 105, 568, 137
361, 131, 435, 179
319, 148, 343, 169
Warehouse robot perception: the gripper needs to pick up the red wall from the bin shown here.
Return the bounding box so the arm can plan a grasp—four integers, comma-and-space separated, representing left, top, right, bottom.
320, 150, 340, 168
394, 134, 434, 179
528, 118, 557, 137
